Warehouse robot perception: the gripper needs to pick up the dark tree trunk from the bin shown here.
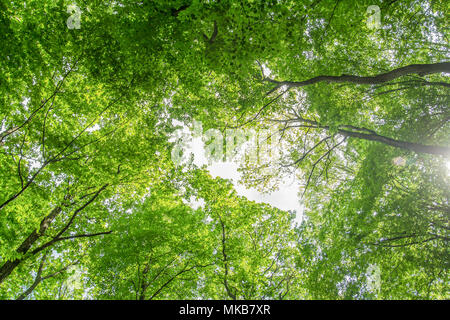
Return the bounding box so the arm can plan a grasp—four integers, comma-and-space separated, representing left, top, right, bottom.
0, 207, 61, 285
269, 62, 450, 88
338, 129, 450, 156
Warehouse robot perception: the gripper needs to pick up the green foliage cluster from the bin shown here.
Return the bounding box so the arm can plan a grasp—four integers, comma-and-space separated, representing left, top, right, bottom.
0, 0, 448, 299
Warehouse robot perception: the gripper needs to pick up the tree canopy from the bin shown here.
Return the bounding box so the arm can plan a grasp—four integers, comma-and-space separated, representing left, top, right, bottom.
0, 0, 448, 300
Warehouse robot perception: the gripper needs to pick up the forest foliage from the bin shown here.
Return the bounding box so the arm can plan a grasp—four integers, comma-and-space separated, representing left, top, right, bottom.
0, 0, 448, 299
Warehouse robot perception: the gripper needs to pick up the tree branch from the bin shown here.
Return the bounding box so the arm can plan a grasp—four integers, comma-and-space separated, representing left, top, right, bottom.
265, 62, 450, 89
